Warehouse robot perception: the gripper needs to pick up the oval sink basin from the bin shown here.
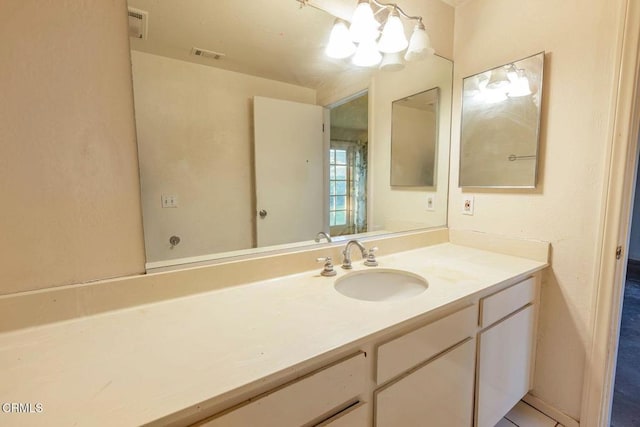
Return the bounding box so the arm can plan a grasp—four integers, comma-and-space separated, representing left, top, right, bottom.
334, 269, 428, 302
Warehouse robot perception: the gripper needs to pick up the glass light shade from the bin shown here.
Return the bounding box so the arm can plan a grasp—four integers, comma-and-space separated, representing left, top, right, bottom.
352, 38, 382, 67
349, 1, 380, 43
378, 11, 408, 53
404, 22, 434, 61
486, 67, 510, 90
380, 52, 405, 71
508, 70, 533, 97
325, 20, 356, 59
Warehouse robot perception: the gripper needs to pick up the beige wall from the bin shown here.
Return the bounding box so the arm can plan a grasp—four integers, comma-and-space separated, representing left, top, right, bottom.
0, 0, 145, 295
450, 0, 625, 420
391, 104, 437, 186
131, 51, 316, 263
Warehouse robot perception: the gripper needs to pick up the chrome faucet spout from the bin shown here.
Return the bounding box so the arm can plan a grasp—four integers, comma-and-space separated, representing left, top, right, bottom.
314, 231, 332, 243
341, 239, 368, 269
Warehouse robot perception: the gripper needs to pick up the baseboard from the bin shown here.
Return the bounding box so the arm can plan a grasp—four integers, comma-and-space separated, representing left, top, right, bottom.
523, 394, 580, 427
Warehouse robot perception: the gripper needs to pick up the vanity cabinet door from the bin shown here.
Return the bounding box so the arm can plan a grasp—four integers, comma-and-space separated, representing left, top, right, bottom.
375, 339, 476, 427
475, 305, 535, 427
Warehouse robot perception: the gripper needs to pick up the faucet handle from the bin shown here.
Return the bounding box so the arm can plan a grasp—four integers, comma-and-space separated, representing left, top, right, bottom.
364, 247, 379, 267
316, 256, 337, 277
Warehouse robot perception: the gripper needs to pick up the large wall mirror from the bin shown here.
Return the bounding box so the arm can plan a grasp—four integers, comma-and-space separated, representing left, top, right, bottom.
127, 0, 453, 270
459, 52, 544, 188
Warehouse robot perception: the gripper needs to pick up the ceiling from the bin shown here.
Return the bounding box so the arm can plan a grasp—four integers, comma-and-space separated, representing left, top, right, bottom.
127, 0, 451, 90
128, 0, 370, 90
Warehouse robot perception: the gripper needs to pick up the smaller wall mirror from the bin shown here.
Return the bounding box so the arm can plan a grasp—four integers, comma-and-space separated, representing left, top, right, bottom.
391, 87, 440, 187
459, 52, 544, 188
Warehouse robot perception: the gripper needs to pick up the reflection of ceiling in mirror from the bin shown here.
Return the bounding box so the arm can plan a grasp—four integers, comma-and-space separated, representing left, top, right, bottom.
127, 0, 373, 89
331, 93, 368, 130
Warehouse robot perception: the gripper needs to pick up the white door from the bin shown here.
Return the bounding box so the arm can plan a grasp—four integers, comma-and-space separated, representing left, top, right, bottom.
254, 96, 326, 247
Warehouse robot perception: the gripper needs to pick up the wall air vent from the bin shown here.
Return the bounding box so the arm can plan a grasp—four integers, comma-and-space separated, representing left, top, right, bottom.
128, 7, 148, 40
191, 47, 225, 60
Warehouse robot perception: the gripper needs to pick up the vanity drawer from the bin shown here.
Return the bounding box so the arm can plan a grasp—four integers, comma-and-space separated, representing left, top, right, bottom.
200, 352, 366, 427
376, 305, 477, 384
316, 402, 368, 426
480, 277, 536, 328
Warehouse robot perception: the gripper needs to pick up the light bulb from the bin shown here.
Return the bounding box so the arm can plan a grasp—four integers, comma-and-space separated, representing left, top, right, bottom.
349, 0, 380, 43
325, 19, 356, 59
352, 38, 382, 67
378, 9, 408, 53
404, 21, 434, 61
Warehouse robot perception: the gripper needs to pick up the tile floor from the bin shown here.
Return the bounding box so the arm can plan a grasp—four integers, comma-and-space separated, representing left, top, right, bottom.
497, 401, 563, 427
611, 274, 640, 427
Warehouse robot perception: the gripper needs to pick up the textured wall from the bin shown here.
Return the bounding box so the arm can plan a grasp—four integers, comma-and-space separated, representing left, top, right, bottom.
131, 51, 316, 263
0, 0, 145, 295
450, 0, 625, 420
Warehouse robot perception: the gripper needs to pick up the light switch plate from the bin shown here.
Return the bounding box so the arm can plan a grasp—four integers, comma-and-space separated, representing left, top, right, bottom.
462, 195, 474, 215
161, 194, 178, 208
426, 194, 435, 211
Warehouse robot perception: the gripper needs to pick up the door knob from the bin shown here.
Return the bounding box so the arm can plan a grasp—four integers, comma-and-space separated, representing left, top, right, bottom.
259, 209, 268, 218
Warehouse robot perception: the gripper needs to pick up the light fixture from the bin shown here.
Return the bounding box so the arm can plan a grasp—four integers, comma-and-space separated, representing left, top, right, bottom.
326, 19, 356, 59
313, 0, 434, 71
404, 21, 434, 61
380, 51, 405, 71
352, 37, 382, 67
378, 8, 408, 53
349, 0, 380, 43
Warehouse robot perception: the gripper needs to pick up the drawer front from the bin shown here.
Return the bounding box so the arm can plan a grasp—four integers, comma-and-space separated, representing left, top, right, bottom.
375, 339, 476, 427
480, 277, 535, 328
376, 305, 477, 384
316, 402, 368, 427
201, 352, 366, 427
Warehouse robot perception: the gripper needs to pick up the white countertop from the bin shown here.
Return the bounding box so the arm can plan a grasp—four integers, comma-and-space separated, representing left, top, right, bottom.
0, 243, 546, 426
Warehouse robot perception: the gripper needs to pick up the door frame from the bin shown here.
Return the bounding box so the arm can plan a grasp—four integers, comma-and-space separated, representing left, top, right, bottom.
581, 0, 640, 425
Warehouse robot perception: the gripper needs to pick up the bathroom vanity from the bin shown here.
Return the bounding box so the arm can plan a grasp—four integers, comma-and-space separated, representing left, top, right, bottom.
0, 230, 548, 427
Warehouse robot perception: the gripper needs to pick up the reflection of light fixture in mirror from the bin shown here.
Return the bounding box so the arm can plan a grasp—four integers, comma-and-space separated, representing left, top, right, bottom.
352, 38, 382, 67
378, 8, 408, 53
508, 69, 533, 97
483, 89, 508, 103
326, 19, 356, 59
486, 67, 510, 90
302, 0, 433, 70
464, 75, 481, 97
380, 51, 405, 71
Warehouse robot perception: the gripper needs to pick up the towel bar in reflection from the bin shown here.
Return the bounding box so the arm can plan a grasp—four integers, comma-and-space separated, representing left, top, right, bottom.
508, 154, 536, 161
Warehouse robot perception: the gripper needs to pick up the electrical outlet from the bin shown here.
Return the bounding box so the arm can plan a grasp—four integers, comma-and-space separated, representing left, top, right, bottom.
161, 194, 178, 208
426, 194, 435, 211
462, 195, 474, 215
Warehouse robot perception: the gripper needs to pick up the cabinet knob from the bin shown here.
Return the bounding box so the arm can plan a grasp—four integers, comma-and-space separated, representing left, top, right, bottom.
259, 209, 268, 218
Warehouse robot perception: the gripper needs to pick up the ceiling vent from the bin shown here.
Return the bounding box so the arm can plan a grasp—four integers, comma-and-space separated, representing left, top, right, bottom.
128, 7, 148, 40
191, 47, 225, 60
